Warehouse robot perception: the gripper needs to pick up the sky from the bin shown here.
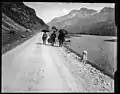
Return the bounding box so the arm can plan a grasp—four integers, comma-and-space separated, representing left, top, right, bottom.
23, 2, 114, 23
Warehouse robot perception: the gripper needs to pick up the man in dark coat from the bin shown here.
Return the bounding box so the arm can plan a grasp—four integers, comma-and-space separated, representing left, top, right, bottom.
50, 31, 56, 46
58, 30, 65, 47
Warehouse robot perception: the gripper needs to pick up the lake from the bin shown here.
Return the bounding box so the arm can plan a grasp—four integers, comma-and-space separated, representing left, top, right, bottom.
65, 35, 117, 77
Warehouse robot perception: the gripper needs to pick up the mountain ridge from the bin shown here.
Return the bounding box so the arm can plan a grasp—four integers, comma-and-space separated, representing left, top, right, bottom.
2, 2, 48, 53
48, 7, 98, 24
2, 2, 48, 30
48, 7, 114, 24
47, 7, 116, 36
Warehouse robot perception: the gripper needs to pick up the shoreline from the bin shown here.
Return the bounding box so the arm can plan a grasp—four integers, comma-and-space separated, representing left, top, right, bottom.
63, 45, 114, 79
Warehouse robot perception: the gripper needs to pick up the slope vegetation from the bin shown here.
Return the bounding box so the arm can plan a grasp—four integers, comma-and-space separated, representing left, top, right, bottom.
2, 2, 48, 54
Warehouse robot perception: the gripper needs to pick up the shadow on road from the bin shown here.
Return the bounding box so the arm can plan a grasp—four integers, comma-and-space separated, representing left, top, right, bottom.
36, 43, 60, 47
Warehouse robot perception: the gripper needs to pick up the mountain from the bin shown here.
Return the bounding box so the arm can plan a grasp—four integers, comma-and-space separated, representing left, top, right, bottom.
48, 8, 97, 25
77, 8, 98, 14
99, 7, 115, 13
2, 2, 48, 52
2, 2, 48, 30
47, 7, 116, 36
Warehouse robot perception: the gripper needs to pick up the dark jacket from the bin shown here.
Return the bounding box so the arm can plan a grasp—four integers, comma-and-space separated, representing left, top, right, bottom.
58, 33, 65, 41
50, 33, 56, 39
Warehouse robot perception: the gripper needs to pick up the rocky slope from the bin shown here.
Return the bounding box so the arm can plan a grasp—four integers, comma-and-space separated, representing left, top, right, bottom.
59, 47, 114, 92
49, 8, 98, 25
2, 2, 48, 30
48, 7, 116, 36
2, 2, 48, 53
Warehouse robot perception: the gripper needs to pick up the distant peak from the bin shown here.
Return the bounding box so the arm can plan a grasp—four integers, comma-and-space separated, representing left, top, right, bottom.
79, 7, 97, 12
79, 7, 88, 10
102, 7, 114, 9
78, 7, 97, 14
68, 9, 78, 15
100, 7, 114, 13
68, 8, 97, 15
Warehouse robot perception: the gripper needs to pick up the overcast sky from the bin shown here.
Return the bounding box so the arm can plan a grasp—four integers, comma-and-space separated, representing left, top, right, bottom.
23, 2, 114, 23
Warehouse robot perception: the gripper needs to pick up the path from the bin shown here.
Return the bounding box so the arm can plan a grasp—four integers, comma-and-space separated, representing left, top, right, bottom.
2, 32, 84, 92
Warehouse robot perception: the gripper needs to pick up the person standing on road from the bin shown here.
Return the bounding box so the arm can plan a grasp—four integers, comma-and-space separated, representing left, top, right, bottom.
58, 29, 65, 47
42, 32, 48, 45
50, 31, 56, 46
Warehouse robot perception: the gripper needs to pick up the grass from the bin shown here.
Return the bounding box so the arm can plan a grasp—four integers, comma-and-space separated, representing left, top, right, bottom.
2, 31, 38, 54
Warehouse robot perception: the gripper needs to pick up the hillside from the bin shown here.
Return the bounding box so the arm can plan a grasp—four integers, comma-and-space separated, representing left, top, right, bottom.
48, 8, 98, 25
47, 7, 116, 36
2, 2, 48, 54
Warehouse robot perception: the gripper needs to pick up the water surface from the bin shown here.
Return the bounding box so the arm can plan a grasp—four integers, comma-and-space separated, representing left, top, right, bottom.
66, 35, 117, 76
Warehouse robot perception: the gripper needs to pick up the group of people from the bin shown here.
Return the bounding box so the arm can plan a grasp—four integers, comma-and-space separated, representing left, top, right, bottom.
42, 28, 88, 61
42, 28, 65, 47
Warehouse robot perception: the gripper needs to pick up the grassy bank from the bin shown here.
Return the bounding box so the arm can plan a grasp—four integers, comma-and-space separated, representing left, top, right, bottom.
64, 45, 114, 79
2, 31, 39, 54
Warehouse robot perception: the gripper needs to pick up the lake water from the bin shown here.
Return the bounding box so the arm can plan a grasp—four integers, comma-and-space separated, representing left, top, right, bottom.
66, 35, 117, 77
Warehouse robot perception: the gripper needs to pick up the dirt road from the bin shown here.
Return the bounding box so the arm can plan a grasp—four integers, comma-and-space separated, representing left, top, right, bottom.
2, 32, 84, 92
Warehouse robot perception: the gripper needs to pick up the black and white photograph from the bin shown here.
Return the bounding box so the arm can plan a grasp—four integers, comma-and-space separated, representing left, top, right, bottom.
2, 2, 117, 93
